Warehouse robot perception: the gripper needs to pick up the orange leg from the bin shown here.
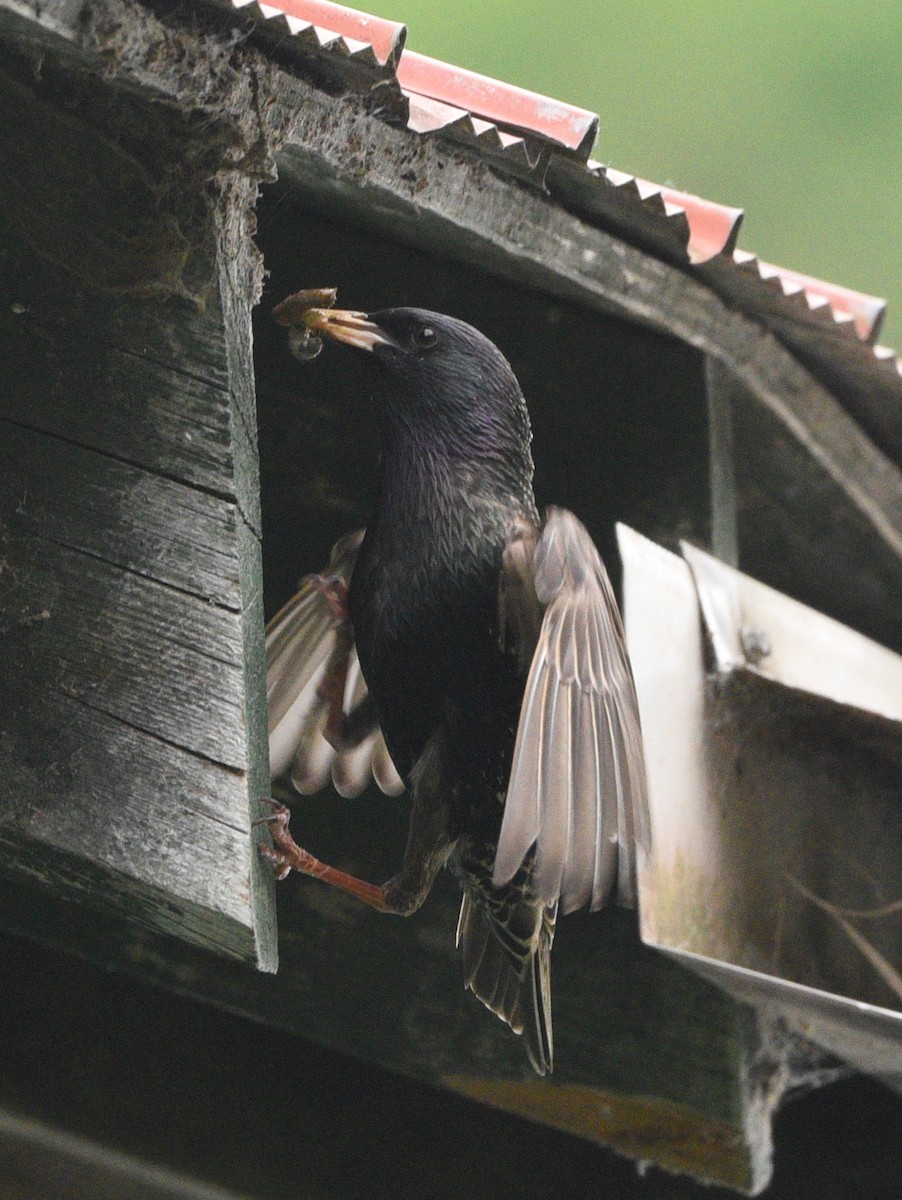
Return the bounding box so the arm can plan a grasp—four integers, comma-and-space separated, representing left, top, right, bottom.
257, 795, 450, 918
257, 801, 391, 909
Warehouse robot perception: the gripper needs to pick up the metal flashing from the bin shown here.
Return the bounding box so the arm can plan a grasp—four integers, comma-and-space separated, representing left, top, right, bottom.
619, 526, 902, 1092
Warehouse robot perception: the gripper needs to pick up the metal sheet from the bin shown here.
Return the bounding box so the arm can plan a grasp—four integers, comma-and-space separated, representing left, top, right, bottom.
397, 49, 598, 157
226, 0, 406, 70
618, 525, 902, 1086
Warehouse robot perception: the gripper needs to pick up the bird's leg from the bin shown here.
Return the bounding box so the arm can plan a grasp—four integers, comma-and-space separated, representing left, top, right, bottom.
308, 572, 349, 626
379, 785, 451, 916
258, 791, 450, 918
258, 800, 392, 908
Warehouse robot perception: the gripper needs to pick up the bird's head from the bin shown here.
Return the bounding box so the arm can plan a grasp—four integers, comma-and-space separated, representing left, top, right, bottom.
302, 305, 534, 497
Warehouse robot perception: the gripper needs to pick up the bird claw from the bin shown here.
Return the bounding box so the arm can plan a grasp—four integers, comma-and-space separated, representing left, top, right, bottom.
308, 574, 349, 625
253, 795, 285, 821
254, 799, 392, 910
256, 800, 305, 881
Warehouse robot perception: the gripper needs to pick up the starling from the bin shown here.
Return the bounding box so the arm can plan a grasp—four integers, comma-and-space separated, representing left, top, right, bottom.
263, 303, 649, 1074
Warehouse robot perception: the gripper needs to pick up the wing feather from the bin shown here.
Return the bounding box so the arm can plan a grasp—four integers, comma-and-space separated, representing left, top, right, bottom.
494, 508, 649, 913
532, 664, 570, 905
491, 652, 544, 885
266, 587, 334, 741
457, 891, 490, 986
265, 530, 404, 798
372, 735, 404, 796
566, 683, 598, 913
593, 692, 619, 909
331, 658, 372, 798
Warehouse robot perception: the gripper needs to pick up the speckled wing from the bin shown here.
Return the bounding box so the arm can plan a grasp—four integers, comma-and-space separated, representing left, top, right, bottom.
493, 508, 649, 914
266, 530, 404, 799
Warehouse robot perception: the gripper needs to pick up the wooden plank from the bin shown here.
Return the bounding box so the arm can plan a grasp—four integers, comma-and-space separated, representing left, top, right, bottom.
0, 424, 242, 609
0, 291, 237, 501
705, 357, 739, 567
2, 522, 247, 764
214, 173, 277, 970
0, 430, 270, 958
0, 707, 256, 953
0, 1109, 245, 1200
0, 25, 275, 968
723, 366, 902, 651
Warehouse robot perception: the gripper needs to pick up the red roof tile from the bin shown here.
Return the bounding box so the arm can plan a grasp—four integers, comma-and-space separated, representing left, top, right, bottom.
230, 0, 406, 67
734, 254, 882, 343
731, 253, 886, 343
601, 167, 742, 263
657, 186, 743, 265
397, 50, 598, 157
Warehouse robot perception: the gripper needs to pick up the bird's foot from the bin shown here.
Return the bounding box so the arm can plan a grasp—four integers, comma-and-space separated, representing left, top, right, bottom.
256, 800, 391, 910
255, 799, 301, 882
306, 573, 349, 625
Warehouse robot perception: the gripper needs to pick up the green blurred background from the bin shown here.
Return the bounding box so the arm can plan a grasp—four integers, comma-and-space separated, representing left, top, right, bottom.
368, 0, 902, 353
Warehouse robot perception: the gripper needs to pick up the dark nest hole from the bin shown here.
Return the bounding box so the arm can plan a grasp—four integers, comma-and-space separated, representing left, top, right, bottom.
250, 171, 713, 878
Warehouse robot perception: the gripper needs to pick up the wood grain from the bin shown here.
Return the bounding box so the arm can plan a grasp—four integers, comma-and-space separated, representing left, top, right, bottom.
0, 38, 275, 968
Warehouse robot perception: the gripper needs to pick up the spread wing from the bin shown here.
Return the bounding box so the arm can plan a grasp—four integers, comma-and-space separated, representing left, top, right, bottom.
266, 530, 404, 799
492, 507, 649, 914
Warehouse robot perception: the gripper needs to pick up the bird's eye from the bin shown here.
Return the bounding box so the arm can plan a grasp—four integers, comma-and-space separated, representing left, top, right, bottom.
413, 326, 438, 350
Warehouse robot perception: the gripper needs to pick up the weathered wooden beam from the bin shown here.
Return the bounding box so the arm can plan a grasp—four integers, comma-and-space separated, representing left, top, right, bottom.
704, 357, 740, 566
0, 22, 276, 967
706, 360, 902, 649
0, 1109, 243, 1200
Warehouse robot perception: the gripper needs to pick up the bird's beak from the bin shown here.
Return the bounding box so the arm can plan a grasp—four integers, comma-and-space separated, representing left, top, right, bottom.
302, 308, 396, 353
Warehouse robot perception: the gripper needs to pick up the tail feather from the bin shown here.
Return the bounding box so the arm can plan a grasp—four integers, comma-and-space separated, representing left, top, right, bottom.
456, 888, 556, 1075
459, 894, 491, 988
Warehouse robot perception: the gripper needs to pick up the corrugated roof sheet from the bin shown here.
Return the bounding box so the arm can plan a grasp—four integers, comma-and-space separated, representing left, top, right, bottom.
731, 253, 886, 343
396, 50, 598, 157
403, 90, 544, 177
222, 0, 900, 465
228, 0, 406, 69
